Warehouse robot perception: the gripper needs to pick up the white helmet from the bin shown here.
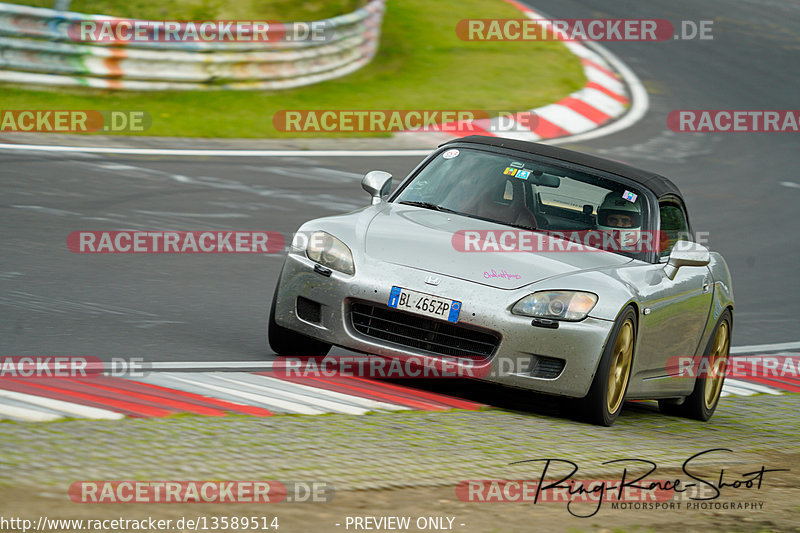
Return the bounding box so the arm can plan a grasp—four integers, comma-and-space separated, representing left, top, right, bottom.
596, 191, 642, 250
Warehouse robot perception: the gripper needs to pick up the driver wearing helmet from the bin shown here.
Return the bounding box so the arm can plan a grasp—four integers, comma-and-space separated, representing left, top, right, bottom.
596, 191, 642, 251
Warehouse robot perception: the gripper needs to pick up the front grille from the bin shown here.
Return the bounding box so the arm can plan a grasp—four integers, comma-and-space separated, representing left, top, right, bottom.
530, 356, 565, 379
350, 302, 499, 360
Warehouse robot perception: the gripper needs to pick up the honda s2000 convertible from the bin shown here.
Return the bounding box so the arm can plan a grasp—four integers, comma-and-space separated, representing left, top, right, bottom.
269, 136, 734, 426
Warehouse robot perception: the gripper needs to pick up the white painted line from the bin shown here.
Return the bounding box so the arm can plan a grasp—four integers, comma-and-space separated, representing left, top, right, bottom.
0, 389, 124, 420
0, 144, 432, 157
485, 129, 537, 142
730, 341, 800, 355
251, 373, 407, 412
165, 374, 325, 415
211, 373, 369, 415
724, 379, 781, 395
721, 383, 756, 396
485, 116, 542, 141
780, 181, 800, 189
0, 401, 62, 422
149, 361, 275, 370
393, 130, 456, 145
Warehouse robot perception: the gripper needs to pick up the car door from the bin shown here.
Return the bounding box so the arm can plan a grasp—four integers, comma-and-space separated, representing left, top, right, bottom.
626, 199, 714, 395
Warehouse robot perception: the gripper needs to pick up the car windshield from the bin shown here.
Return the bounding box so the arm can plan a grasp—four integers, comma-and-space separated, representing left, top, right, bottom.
394, 147, 651, 259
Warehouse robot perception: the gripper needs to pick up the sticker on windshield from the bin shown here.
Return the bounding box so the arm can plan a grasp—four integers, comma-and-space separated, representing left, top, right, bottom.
503, 167, 517, 176
442, 149, 460, 159
516, 170, 531, 180
622, 190, 638, 202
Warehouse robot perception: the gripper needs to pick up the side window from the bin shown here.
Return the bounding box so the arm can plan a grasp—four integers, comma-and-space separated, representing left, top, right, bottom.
659, 202, 689, 259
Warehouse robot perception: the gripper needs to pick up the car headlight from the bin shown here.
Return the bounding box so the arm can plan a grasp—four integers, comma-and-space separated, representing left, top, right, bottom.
305, 231, 355, 275
511, 291, 598, 321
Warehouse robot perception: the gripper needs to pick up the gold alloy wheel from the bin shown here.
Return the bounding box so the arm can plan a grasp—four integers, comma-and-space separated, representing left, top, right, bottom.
704, 321, 730, 409
606, 320, 634, 414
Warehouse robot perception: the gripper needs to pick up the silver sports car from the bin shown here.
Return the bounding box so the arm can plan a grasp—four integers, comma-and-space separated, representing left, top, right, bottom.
269, 136, 734, 426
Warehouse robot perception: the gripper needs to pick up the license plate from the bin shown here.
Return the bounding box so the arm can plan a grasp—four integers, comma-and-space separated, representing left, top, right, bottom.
387, 286, 461, 323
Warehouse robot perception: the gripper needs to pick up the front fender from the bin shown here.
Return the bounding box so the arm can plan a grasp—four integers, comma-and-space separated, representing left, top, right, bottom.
695, 252, 734, 354
294, 203, 387, 259
708, 252, 735, 320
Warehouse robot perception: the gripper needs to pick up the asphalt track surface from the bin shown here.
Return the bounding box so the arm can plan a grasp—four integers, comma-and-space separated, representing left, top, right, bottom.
1, 0, 799, 366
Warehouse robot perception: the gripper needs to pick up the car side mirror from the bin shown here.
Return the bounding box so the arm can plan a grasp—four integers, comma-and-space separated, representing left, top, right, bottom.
362, 170, 393, 205
664, 241, 710, 280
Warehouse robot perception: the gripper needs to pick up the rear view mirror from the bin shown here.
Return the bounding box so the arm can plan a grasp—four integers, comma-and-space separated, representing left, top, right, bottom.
531, 170, 560, 187
362, 170, 392, 205
664, 241, 710, 279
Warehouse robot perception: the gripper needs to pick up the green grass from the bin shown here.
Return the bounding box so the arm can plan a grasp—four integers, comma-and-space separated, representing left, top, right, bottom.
0, 0, 585, 138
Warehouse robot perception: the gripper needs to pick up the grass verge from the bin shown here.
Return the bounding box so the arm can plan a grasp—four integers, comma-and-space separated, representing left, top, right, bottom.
0, 0, 585, 138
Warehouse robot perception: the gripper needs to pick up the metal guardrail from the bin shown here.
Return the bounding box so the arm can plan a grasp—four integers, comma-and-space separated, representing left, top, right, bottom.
0, 0, 385, 90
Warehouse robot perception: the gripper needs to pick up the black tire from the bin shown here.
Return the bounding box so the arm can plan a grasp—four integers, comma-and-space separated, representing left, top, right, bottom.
268, 280, 331, 357
577, 306, 638, 426
658, 309, 732, 421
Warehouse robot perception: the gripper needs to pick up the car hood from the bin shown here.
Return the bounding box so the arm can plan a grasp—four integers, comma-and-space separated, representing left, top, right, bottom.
364, 205, 632, 289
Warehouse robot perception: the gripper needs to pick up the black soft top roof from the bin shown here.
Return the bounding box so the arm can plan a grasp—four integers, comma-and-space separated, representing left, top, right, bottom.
442, 135, 682, 199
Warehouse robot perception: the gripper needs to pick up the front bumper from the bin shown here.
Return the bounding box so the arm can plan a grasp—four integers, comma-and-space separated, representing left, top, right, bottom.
272, 252, 615, 398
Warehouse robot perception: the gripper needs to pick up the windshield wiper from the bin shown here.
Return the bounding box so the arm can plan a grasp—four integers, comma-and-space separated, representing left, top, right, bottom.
398, 201, 460, 214
399, 202, 540, 231
506, 222, 538, 231
465, 213, 539, 232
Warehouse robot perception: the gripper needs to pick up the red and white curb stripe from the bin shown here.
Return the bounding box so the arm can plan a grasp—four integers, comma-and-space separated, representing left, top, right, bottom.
722, 351, 800, 397
396, 0, 636, 145
0, 369, 484, 422
0, 354, 795, 422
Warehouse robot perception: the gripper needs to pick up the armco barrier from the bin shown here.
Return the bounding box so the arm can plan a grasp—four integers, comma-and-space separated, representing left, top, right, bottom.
0, 0, 385, 90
